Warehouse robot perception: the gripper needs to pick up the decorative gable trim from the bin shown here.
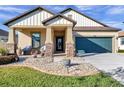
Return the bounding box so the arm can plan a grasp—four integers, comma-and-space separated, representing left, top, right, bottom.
60, 8, 109, 27
4, 6, 55, 26
42, 14, 77, 26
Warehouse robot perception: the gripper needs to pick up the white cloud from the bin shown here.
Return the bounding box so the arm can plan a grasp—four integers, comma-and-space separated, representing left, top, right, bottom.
106, 6, 124, 15
0, 13, 13, 19
43, 5, 67, 12
102, 20, 124, 30
0, 6, 27, 13
74, 5, 97, 11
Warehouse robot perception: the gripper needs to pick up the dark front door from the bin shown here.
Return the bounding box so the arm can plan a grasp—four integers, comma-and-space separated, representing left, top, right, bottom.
56, 37, 64, 51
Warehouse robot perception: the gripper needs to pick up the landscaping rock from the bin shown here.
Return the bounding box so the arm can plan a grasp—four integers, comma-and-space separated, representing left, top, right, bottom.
0, 56, 99, 76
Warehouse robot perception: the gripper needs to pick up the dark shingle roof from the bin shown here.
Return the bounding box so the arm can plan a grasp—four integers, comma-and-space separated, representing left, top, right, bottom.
0, 29, 8, 36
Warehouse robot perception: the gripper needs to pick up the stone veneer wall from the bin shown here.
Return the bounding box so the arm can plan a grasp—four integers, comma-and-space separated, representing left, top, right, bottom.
66, 43, 75, 57
45, 43, 53, 57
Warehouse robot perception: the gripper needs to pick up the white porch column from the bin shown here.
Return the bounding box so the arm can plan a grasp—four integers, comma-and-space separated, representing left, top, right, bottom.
45, 26, 53, 57
7, 28, 15, 44
6, 28, 16, 54
45, 26, 53, 44
66, 26, 74, 44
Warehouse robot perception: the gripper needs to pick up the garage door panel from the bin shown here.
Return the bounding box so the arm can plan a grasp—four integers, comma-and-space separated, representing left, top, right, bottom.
76, 37, 112, 53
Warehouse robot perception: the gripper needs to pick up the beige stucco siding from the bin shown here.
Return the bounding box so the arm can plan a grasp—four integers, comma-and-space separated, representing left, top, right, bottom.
18, 29, 46, 49
73, 31, 118, 53
62, 10, 103, 27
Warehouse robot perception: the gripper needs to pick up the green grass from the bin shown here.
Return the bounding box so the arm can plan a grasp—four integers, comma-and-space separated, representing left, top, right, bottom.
0, 66, 123, 87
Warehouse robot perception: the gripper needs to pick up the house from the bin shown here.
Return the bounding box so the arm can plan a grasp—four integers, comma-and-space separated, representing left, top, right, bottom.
118, 31, 124, 50
4, 7, 120, 57
0, 29, 8, 43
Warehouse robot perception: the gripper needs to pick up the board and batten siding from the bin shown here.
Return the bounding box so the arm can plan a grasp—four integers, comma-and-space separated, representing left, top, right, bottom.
9, 10, 53, 27
62, 10, 103, 27
46, 17, 73, 26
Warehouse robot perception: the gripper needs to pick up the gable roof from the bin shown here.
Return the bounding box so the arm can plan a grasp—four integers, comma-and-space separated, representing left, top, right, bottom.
4, 6, 55, 26
42, 14, 77, 26
0, 29, 8, 36
60, 8, 109, 27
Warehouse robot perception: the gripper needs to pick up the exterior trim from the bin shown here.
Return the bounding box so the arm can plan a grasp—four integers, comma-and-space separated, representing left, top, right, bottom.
42, 14, 77, 26
60, 8, 111, 27
73, 26, 121, 31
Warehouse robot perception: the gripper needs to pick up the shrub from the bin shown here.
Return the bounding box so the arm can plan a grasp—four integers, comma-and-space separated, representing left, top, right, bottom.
0, 48, 8, 56
0, 55, 18, 65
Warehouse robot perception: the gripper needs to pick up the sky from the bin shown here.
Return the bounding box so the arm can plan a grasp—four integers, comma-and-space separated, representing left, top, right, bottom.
0, 5, 124, 31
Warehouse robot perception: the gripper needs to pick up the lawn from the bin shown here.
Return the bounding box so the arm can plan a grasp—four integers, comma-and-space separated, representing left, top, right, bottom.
0, 66, 123, 87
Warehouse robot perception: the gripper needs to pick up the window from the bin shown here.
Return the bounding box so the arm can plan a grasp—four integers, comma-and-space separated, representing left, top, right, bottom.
31, 32, 41, 48
121, 37, 124, 45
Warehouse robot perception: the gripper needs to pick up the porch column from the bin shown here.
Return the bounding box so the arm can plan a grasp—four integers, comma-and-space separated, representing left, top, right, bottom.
45, 26, 53, 57
66, 26, 75, 57
6, 28, 16, 54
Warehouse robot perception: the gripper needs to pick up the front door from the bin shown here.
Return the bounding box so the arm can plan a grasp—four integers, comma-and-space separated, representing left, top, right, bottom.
56, 37, 64, 51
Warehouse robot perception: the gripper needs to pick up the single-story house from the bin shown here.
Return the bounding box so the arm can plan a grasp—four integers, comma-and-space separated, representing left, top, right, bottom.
4, 7, 120, 57
118, 31, 124, 50
0, 29, 8, 43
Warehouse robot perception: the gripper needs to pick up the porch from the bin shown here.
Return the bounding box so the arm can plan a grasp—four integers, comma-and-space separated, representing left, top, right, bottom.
7, 26, 75, 57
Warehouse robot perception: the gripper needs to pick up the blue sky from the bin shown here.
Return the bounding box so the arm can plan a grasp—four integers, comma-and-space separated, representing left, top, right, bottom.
0, 5, 124, 31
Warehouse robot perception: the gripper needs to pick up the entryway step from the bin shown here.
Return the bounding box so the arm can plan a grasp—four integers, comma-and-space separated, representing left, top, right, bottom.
54, 53, 66, 56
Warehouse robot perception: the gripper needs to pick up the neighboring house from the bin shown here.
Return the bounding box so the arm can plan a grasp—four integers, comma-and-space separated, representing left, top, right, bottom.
4, 7, 120, 57
118, 31, 124, 50
0, 29, 8, 43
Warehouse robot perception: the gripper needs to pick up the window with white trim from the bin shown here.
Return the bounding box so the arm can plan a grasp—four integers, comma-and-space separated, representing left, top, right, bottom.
121, 37, 124, 45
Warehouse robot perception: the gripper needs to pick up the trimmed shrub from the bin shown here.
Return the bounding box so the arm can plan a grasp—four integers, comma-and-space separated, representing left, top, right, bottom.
0, 55, 18, 65
0, 48, 8, 56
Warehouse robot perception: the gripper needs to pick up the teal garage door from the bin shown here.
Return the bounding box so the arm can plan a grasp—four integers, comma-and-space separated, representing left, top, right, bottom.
75, 37, 112, 53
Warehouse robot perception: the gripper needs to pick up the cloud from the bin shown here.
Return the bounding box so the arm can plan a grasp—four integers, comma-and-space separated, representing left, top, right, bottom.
0, 13, 13, 19
102, 20, 124, 30
0, 6, 27, 13
74, 5, 96, 11
106, 6, 124, 15
42, 5, 67, 13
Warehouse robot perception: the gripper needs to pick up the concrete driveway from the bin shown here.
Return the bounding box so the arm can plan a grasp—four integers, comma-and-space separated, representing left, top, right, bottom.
82, 53, 124, 85
83, 53, 124, 72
